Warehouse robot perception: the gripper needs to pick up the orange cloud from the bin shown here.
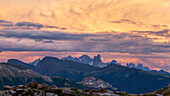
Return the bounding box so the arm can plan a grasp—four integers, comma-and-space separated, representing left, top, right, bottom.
0, 0, 170, 33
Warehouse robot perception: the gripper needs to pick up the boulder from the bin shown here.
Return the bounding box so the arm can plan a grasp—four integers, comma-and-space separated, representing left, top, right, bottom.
46, 92, 54, 96
51, 85, 58, 89
99, 92, 118, 96
168, 83, 170, 87
83, 88, 89, 92
62, 88, 77, 96
4, 86, 13, 90
9, 90, 16, 94
18, 85, 26, 88
26, 82, 38, 88
37, 83, 49, 89
90, 89, 99, 92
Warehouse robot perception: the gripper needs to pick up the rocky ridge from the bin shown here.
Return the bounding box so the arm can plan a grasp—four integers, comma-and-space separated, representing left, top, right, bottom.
78, 76, 117, 90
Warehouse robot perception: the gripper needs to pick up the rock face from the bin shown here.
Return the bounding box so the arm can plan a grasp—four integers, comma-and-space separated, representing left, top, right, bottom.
92, 54, 103, 67
62, 54, 107, 67
78, 76, 117, 90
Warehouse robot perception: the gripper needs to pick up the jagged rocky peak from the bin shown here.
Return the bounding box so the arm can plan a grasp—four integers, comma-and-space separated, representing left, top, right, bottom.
79, 54, 90, 58
92, 54, 103, 67
110, 60, 121, 65
126, 63, 150, 71
126, 63, 136, 68
79, 54, 91, 63
111, 60, 117, 64
93, 54, 101, 61
67, 55, 73, 59
78, 76, 117, 90
137, 63, 143, 69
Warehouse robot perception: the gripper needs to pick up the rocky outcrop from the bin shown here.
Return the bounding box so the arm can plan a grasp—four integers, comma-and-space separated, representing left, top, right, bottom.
78, 76, 117, 90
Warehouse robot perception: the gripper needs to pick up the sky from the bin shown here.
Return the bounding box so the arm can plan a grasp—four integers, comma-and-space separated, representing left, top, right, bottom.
0, 0, 170, 71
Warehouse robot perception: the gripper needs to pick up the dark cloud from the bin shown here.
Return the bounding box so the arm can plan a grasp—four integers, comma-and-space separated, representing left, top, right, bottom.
152, 25, 168, 29
109, 19, 169, 30
108, 19, 144, 26
132, 29, 170, 37
0, 20, 13, 27
60, 27, 67, 30
0, 29, 97, 41
16, 22, 44, 29
0, 20, 11, 23
44, 25, 59, 29
43, 40, 55, 43
0, 20, 64, 30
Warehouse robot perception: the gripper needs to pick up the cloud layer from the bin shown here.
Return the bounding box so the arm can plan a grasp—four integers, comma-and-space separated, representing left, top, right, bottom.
0, 25, 170, 54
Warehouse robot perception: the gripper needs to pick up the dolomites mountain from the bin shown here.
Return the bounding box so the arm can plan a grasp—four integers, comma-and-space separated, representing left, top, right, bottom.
62, 54, 108, 67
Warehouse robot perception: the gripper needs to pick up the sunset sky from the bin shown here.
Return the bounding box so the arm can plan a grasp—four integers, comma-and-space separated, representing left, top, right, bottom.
0, 0, 170, 71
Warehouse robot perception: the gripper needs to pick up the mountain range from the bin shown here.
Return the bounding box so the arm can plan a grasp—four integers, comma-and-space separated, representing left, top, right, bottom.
126, 63, 170, 76
0, 62, 115, 91
62, 54, 170, 76
7, 56, 170, 94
